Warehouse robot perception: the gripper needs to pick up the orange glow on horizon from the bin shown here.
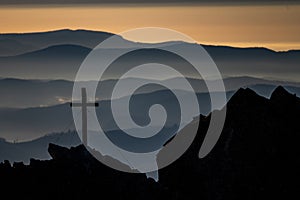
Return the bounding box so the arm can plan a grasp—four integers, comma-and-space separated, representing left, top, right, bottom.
0, 5, 299, 51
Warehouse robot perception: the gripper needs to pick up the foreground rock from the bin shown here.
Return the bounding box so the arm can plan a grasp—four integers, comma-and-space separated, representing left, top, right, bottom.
0, 86, 299, 199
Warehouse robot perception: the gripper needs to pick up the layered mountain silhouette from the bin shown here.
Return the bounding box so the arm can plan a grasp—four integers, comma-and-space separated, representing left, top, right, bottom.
2, 79, 300, 142
0, 29, 299, 81
0, 29, 299, 198
0, 76, 299, 108
0, 29, 113, 56
0, 44, 90, 80
1, 86, 299, 199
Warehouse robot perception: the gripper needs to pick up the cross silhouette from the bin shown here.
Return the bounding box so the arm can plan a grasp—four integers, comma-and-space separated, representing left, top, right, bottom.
70, 88, 99, 146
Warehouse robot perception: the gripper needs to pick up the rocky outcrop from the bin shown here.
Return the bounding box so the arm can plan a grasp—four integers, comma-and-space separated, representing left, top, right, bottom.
0, 86, 299, 199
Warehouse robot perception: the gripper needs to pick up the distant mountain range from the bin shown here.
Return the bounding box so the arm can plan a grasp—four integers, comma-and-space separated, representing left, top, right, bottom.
0, 76, 299, 108
0, 29, 299, 173
0, 88, 234, 142
0, 29, 299, 81
1, 79, 300, 142
1, 86, 299, 199
0, 29, 113, 56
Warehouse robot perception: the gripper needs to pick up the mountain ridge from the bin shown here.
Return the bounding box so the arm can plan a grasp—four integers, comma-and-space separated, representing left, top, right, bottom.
0, 29, 299, 81
1, 29, 298, 52
1, 85, 299, 199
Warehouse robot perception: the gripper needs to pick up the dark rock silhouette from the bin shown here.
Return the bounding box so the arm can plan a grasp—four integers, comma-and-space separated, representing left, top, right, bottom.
0, 86, 299, 199
0, 131, 81, 164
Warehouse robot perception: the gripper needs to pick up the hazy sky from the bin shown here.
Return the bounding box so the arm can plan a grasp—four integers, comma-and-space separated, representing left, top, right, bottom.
0, 4, 299, 51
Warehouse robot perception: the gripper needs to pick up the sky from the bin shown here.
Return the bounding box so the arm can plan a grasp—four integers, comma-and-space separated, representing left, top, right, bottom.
0, 2, 299, 51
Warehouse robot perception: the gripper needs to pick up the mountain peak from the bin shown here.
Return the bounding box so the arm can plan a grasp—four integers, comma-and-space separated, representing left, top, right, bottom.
271, 86, 291, 99
236, 87, 257, 95
270, 86, 299, 107
229, 87, 266, 104
225, 88, 269, 115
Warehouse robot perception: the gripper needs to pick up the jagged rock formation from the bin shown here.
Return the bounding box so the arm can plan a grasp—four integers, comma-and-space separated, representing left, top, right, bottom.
0, 86, 299, 199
